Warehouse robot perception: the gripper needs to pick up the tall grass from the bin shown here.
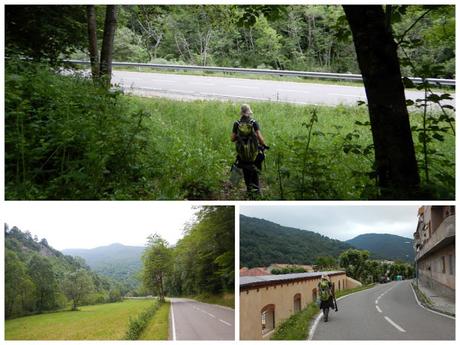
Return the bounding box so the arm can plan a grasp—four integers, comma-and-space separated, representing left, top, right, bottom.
271, 302, 319, 340
5, 60, 455, 200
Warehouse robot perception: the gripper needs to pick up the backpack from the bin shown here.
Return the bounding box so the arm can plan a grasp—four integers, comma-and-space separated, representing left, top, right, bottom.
235, 119, 258, 163
319, 281, 331, 301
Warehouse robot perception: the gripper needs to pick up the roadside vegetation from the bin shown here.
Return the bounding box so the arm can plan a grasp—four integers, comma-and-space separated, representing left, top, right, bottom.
5, 60, 454, 200
191, 293, 235, 309
5, 299, 155, 340
141, 207, 234, 305
124, 299, 163, 340
138, 301, 170, 340
271, 302, 319, 340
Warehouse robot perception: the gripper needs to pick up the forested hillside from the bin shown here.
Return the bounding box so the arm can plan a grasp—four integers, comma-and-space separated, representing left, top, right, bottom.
142, 206, 234, 302
240, 215, 353, 268
63, 243, 144, 291
6, 5, 454, 77
84, 5, 453, 78
5, 225, 123, 319
346, 233, 415, 262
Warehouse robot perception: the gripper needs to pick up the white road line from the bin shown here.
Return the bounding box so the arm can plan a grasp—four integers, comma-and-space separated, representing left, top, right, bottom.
189, 82, 214, 86
329, 93, 363, 98
207, 312, 216, 318
278, 89, 311, 94
219, 319, 232, 326
384, 316, 406, 332
205, 92, 269, 101
170, 89, 189, 93
376, 305, 382, 313
170, 301, 177, 341
148, 79, 177, 83
228, 85, 259, 89
375, 299, 379, 304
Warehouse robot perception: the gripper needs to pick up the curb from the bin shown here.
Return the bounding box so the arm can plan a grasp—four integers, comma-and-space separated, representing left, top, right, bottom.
410, 282, 455, 320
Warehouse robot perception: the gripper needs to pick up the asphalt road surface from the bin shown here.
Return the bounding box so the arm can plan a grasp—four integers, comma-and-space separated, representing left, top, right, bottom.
169, 298, 234, 340
311, 280, 455, 340
111, 70, 455, 107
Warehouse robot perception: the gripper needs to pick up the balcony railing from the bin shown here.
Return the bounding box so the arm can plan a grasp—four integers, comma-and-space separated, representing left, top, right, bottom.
415, 215, 455, 261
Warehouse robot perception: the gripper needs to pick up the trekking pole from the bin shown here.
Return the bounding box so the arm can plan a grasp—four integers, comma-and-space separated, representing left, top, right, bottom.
333, 294, 338, 312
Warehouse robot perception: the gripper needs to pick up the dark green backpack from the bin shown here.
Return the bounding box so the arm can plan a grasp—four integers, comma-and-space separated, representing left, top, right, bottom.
319, 281, 331, 301
235, 119, 258, 162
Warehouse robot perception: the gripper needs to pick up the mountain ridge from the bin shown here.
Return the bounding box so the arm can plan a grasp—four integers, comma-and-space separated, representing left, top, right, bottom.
240, 215, 354, 268
346, 233, 414, 262
240, 215, 415, 267
63, 243, 145, 290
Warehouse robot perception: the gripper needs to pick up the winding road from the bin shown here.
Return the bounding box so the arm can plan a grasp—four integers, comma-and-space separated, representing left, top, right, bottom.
169, 298, 234, 340
111, 70, 455, 107
311, 280, 455, 340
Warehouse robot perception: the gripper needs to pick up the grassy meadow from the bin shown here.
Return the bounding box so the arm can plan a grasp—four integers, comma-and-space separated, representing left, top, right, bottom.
5, 299, 160, 340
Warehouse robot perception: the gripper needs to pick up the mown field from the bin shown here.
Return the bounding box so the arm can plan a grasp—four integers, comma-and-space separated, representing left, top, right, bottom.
5, 61, 455, 200
5, 299, 162, 340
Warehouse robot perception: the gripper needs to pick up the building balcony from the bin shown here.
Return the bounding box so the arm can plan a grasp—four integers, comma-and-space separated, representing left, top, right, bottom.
415, 215, 455, 262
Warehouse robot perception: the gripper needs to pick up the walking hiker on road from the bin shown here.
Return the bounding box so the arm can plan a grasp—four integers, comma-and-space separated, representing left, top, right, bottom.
231, 104, 268, 196
318, 274, 335, 322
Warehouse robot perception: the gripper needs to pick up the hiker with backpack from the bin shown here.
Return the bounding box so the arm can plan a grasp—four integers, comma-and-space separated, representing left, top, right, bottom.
318, 274, 336, 322
231, 104, 268, 195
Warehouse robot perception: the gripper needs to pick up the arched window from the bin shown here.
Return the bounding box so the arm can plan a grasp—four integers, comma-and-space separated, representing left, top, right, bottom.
294, 293, 301, 313
261, 304, 275, 335
338, 280, 341, 291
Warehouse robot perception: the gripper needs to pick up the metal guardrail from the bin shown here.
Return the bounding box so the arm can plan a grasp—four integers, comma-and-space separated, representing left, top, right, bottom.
67, 60, 456, 86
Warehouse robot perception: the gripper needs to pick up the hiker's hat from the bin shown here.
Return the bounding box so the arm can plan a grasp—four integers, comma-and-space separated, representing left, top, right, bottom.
321, 274, 329, 280
240, 104, 253, 116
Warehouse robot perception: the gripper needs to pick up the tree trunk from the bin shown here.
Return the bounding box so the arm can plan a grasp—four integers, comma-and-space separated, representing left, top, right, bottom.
99, 5, 118, 87
86, 5, 99, 80
343, 5, 420, 198
159, 274, 165, 302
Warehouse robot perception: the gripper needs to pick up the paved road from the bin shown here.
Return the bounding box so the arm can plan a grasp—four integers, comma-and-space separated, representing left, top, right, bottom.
112, 70, 455, 107
169, 298, 234, 340
312, 281, 455, 340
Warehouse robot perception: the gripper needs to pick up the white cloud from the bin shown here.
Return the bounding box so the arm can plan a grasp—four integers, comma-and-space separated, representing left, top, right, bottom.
3, 202, 198, 250
240, 205, 420, 240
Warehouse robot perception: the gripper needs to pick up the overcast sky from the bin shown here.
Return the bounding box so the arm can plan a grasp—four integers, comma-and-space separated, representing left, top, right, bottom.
4, 202, 199, 250
240, 205, 420, 241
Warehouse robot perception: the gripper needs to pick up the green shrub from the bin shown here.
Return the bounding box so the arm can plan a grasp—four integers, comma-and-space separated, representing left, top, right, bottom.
271, 302, 319, 340
124, 300, 161, 340
5, 59, 151, 199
